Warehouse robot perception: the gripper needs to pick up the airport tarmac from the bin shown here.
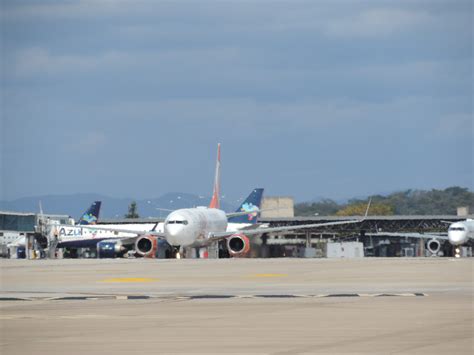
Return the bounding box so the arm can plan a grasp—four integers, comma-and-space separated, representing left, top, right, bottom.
1, 258, 472, 354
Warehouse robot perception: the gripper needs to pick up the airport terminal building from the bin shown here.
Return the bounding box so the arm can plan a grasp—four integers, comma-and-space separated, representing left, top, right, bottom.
0, 211, 71, 257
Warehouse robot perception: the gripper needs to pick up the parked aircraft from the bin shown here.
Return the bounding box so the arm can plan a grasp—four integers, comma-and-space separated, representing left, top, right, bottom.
446, 219, 474, 256
50, 187, 265, 258
66, 144, 366, 258
447, 219, 474, 245
6, 201, 102, 258
366, 219, 474, 257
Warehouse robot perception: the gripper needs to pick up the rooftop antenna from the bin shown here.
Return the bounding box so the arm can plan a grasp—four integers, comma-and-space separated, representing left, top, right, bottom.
39, 200, 44, 216
364, 197, 372, 218
37, 200, 46, 231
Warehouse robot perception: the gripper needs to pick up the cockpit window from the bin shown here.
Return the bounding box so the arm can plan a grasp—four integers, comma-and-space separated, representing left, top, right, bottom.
167, 220, 188, 225
449, 227, 465, 231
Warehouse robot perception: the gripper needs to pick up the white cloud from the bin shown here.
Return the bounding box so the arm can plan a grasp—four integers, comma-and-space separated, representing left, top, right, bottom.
8, 46, 243, 78
10, 47, 134, 77
323, 8, 434, 38
434, 113, 473, 138
65, 131, 108, 155
86, 95, 445, 133
1, 0, 136, 20
352, 60, 442, 84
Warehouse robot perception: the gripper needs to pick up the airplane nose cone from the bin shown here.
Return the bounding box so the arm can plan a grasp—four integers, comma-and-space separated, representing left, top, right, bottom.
164, 224, 186, 245
166, 224, 182, 236
448, 231, 467, 245
164, 211, 191, 246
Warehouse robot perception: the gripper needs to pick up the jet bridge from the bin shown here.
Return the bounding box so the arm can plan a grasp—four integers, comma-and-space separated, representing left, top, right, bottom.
0, 211, 71, 259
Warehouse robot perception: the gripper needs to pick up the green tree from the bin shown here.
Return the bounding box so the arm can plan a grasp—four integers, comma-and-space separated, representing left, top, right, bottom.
125, 201, 140, 218
294, 186, 473, 216
336, 203, 394, 216
294, 199, 340, 216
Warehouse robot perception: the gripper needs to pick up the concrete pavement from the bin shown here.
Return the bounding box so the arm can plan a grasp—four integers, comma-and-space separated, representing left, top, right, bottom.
1, 258, 472, 354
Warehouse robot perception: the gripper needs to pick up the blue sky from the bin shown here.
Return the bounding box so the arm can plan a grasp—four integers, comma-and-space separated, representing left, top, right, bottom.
1, 0, 472, 202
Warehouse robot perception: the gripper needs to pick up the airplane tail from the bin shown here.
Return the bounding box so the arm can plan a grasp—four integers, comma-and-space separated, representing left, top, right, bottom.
209, 143, 221, 209
77, 201, 101, 225
228, 188, 264, 224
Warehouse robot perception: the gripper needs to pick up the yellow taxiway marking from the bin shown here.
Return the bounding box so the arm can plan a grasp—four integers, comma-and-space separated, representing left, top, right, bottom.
100, 277, 159, 283
246, 273, 288, 278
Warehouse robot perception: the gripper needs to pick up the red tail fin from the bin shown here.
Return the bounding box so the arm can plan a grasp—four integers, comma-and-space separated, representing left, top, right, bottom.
209, 143, 221, 209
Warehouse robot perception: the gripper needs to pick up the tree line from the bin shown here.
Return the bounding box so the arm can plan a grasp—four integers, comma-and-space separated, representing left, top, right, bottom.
295, 187, 474, 216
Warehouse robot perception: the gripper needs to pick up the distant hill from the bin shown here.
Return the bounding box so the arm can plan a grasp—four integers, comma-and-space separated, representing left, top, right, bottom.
3, 186, 472, 219
296, 187, 474, 216
0, 193, 236, 219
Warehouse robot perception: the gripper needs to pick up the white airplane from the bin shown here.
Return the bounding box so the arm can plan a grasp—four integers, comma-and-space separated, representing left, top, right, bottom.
66, 144, 367, 258
444, 219, 474, 257
447, 219, 474, 245
46, 187, 264, 258
366, 219, 474, 257
6, 201, 102, 258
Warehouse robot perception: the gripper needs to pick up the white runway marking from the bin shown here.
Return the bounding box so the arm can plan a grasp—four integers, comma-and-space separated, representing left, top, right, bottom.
0, 293, 428, 302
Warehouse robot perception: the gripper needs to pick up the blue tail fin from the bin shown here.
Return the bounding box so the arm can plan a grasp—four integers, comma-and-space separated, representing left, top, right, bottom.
77, 201, 101, 225
228, 188, 264, 224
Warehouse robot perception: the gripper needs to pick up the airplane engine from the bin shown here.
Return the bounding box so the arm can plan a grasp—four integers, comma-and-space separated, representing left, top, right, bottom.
426, 239, 441, 255
135, 235, 158, 258
135, 236, 173, 258
226, 233, 251, 257
97, 240, 126, 258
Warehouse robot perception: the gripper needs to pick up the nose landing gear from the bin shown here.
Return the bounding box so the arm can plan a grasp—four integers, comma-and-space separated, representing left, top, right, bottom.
172, 246, 183, 259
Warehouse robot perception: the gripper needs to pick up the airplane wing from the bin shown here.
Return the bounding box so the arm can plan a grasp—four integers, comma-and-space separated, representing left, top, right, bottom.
215, 199, 373, 240
226, 208, 282, 219
56, 224, 166, 238
225, 208, 288, 218
56, 235, 139, 248
226, 210, 260, 218
213, 198, 372, 241
365, 232, 449, 240
208, 218, 364, 241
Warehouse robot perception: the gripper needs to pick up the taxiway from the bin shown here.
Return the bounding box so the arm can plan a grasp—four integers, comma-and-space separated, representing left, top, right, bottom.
1, 258, 472, 354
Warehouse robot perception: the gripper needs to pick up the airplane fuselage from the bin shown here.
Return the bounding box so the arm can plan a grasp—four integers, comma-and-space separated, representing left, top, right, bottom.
448, 219, 474, 245
164, 207, 228, 247
9, 208, 249, 252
